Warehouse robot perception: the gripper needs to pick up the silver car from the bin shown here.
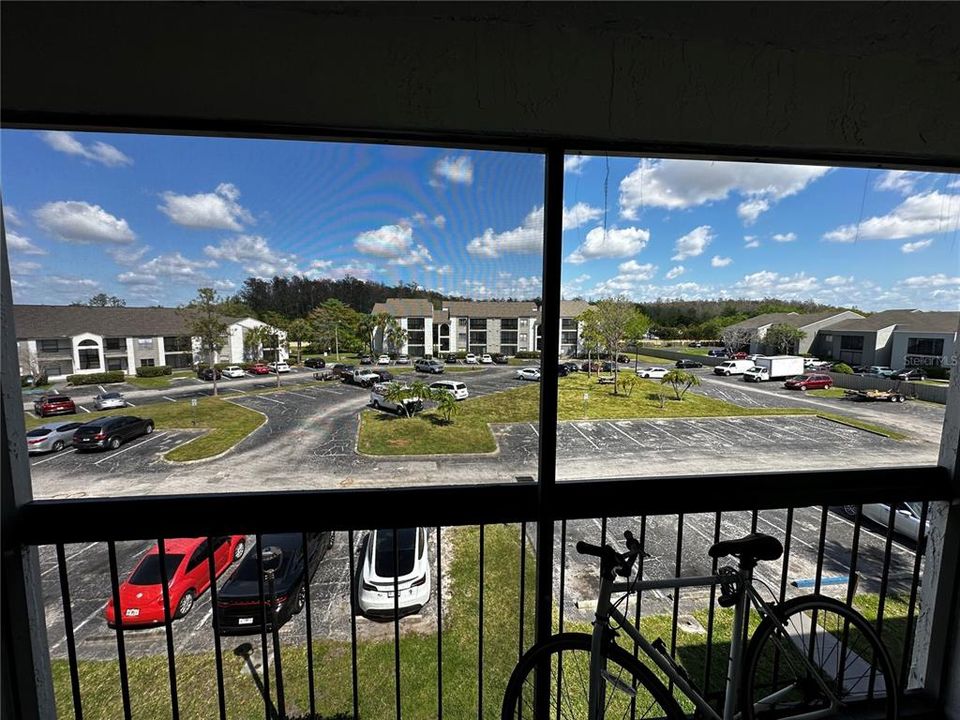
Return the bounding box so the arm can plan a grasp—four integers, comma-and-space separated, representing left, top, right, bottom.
26, 421, 85, 453
842, 501, 929, 542
93, 392, 127, 410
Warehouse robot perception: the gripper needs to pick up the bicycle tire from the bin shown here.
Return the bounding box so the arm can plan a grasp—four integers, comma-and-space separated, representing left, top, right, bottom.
741, 594, 898, 720
501, 632, 685, 720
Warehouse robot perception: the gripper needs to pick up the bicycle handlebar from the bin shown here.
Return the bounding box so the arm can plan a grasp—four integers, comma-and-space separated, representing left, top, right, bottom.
575, 540, 604, 557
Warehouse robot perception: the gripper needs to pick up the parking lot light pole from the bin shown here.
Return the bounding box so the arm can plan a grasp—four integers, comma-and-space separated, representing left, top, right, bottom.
261, 546, 285, 719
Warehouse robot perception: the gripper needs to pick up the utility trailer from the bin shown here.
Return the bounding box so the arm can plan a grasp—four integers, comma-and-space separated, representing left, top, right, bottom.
844, 388, 906, 403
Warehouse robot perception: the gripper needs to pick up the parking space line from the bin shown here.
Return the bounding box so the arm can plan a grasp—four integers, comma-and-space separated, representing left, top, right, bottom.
78, 405, 91, 413
163, 396, 178, 403
49, 602, 106, 653
26, 410, 38, 419
193, 607, 213, 632
528, 423, 539, 437
645, 421, 691, 446
125, 400, 136, 407
40, 542, 98, 577
607, 422, 642, 445
31, 448, 77, 467
569, 423, 600, 450
97, 385, 106, 393
679, 419, 732, 444
93, 431, 168, 466
254, 395, 286, 405
282, 391, 315, 400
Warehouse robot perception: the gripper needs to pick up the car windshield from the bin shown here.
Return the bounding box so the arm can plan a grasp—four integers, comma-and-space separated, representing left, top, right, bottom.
790, 375, 806, 381
374, 528, 416, 577
27, 428, 52, 437
232, 546, 294, 582
101, 393, 121, 399
129, 554, 184, 585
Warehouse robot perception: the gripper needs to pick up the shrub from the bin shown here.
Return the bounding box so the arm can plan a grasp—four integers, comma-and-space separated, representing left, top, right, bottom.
67, 371, 126, 386
926, 366, 951, 380
515, 350, 541, 359
831, 363, 854, 374
135, 365, 173, 377
197, 362, 233, 371
21, 373, 49, 387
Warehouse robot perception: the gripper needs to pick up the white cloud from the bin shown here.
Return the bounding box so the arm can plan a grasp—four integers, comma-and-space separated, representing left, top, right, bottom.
11, 260, 41, 275
671, 225, 714, 260
6, 231, 47, 255
824, 275, 854, 286
564, 155, 591, 174
619, 159, 828, 223
875, 170, 927, 195
204, 234, 300, 278
711, 255, 732, 267
426, 264, 453, 275
823, 191, 960, 242
901, 239, 933, 254
616, 260, 657, 279
665, 265, 685, 280
304, 260, 377, 281
949, 179, 960, 189
772, 232, 797, 243
213, 279, 236, 291
108, 245, 149, 266
433, 215, 446, 229
34, 201, 136, 244
743, 235, 760, 249
117, 252, 218, 287
432, 155, 473, 185
900, 274, 960, 288
354, 223, 414, 258
3, 206, 23, 227
159, 183, 254, 231
390, 243, 433, 267
733, 270, 818, 297
117, 271, 160, 287
566, 226, 650, 264
467, 203, 601, 258
41, 131, 133, 167
48, 275, 100, 290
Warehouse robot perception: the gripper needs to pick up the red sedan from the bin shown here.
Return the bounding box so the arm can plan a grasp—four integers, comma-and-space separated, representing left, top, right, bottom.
249, 363, 270, 375
783, 373, 833, 391
105, 536, 245, 627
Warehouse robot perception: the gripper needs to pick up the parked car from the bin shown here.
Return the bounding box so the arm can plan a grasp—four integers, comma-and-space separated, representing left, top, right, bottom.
358, 528, 431, 617
344, 368, 382, 387
370, 383, 424, 415
516, 367, 541, 381
867, 366, 896, 378
706, 349, 727, 357
675, 359, 703, 369
397, 355, 410, 364
562, 361, 580, 373
892, 368, 927, 381
359, 355, 373, 365
688, 342, 702, 348
268, 361, 291, 374
369, 368, 395, 382
600, 361, 618, 372
444, 355, 460, 364
429, 380, 469, 400
377, 354, 391, 365
93, 392, 127, 410
304, 358, 326, 369
840, 502, 929, 542
730, 351, 749, 360
221, 365, 245, 379
216, 531, 333, 635
249, 363, 271, 375
783, 373, 833, 391
33, 394, 76, 418
197, 367, 222, 381
490, 353, 509, 365
557, 363, 570, 377
414, 358, 445, 374
714, 360, 755, 376
26, 421, 84, 454
464, 353, 479, 365
480, 354, 493, 364
105, 535, 245, 627
72, 416, 155, 451
331, 363, 356, 378
636, 366, 669, 379
580, 361, 600, 372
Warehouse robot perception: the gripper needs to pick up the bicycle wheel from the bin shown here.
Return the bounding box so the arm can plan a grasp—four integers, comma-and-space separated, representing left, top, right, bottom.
501, 632, 685, 720
742, 595, 897, 720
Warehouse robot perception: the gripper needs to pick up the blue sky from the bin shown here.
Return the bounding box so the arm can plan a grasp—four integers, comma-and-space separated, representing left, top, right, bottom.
3, 130, 959, 311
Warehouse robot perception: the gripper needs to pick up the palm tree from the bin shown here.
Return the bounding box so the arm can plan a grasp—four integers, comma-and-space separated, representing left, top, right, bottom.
661, 369, 701, 400
433, 389, 459, 424
370, 312, 393, 354
243, 326, 269, 362
286, 318, 311, 365
357, 314, 377, 356
385, 320, 408, 355
383, 381, 414, 417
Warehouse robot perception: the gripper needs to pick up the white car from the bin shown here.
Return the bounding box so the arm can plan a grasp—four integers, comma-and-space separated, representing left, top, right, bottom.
358, 528, 431, 617
397, 354, 409, 364
636, 366, 668, 379
516, 367, 541, 381
268, 361, 291, 373
93, 392, 127, 410
746, 354, 767, 362
429, 380, 469, 400
841, 502, 929, 542
464, 353, 478, 365
369, 383, 423, 415
377, 354, 391, 365
221, 365, 245, 378
480, 354, 493, 364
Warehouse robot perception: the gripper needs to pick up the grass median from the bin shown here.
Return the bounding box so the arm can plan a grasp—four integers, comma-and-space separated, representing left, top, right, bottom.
24, 396, 265, 462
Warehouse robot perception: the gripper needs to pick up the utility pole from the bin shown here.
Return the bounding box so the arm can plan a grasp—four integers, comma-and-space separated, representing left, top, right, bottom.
335, 321, 340, 361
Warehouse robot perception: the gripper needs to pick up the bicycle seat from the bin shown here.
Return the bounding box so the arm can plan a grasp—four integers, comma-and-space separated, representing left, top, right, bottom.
709, 533, 782, 564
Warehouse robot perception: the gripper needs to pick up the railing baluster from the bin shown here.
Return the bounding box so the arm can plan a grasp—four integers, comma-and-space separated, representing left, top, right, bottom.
478, 523, 485, 720
55, 544, 83, 720
302, 532, 316, 717
348, 530, 360, 719
668, 513, 684, 693
837, 505, 864, 693
901, 501, 930, 691
629, 515, 647, 720
703, 512, 722, 696
555, 520, 566, 720
204, 537, 227, 720
869, 502, 899, 699
600, 515, 608, 546
393, 528, 401, 720
436, 525, 443, 720
155, 537, 180, 720
813, 505, 829, 595
772, 507, 795, 687
254, 533, 271, 720
106, 541, 133, 720
519, 521, 527, 659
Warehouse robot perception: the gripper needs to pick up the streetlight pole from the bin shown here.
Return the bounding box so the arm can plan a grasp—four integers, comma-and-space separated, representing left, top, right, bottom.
334, 321, 340, 362
261, 546, 286, 719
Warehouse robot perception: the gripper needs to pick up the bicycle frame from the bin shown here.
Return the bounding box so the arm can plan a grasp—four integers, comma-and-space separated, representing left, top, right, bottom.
587, 565, 843, 720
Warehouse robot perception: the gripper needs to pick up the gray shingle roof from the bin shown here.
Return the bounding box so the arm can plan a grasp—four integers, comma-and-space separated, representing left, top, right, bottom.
371, 298, 434, 317
443, 301, 540, 318
13, 304, 243, 339
829, 309, 960, 334
727, 310, 860, 332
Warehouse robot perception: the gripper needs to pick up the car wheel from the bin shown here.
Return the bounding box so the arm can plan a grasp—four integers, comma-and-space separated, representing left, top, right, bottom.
328, 533, 335, 550
841, 505, 859, 518
175, 591, 196, 619
825, 384, 832, 390
294, 585, 306, 614
52, 440, 65, 452
233, 539, 245, 561
372, 399, 380, 409
395, 406, 405, 416
144, 423, 154, 435
799, 385, 807, 391
108, 437, 121, 450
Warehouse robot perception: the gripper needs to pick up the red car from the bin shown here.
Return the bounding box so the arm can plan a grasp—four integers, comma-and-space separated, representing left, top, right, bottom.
33, 394, 77, 418
783, 373, 833, 391
249, 363, 270, 375
730, 352, 748, 360
105, 535, 246, 627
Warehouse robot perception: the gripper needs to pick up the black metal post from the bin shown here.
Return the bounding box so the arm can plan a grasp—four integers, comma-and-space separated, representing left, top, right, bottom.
262, 547, 286, 719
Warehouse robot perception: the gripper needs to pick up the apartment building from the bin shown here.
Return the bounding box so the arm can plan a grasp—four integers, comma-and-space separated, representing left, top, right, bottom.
820, 309, 959, 368
14, 305, 287, 380
724, 310, 864, 355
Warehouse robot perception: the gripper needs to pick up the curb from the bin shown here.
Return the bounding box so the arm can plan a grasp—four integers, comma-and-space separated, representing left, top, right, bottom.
158, 403, 268, 465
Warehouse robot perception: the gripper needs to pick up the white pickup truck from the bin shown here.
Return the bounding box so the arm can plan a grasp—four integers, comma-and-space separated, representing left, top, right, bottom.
370, 383, 424, 415
344, 368, 381, 388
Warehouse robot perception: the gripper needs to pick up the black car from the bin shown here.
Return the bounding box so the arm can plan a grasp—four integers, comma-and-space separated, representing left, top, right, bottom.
304, 358, 326, 369
73, 416, 155, 451
197, 367, 222, 381
370, 369, 395, 382
600, 361, 617, 372
216, 531, 333, 635
892, 368, 927, 381
562, 362, 579, 373
675, 359, 703, 369
490, 353, 509, 365
330, 363, 356, 378
444, 355, 460, 364
557, 364, 570, 377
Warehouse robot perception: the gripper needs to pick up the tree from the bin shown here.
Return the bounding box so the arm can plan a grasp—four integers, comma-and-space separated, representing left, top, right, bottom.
383, 381, 416, 418
616, 373, 638, 398
180, 288, 229, 397
286, 318, 312, 365
721, 326, 754, 355
592, 296, 635, 394
577, 308, 603, 377
357, 314, 378, 356
243, 325, 270, 362
763, 323, 806, 355
625, 309, 652, 373
385, 320, 408, 355
432, 389, 459, 424
87, 293, 126, 307
309, 299, 363, 357
661, 369, 701, 401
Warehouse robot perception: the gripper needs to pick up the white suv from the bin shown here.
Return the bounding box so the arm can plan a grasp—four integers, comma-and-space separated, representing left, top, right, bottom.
464, 353, 478, 364
429, 380, 469, 400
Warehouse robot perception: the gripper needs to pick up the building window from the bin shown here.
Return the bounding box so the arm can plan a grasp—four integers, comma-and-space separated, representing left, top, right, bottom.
104, 337, 125, 351
140, 359, 156, 367
561, 319, 578, 330
77, 340, 101, 370
39, 339, 69, 354
39, 361, 72, 376
165, 353, 193, 369
458, 318, 468, 328
407, 317, 425, 330
106, 358, 127, 371
907, 337, 944, 356
840, 335, 864, 351
163, 336, 192, 352
561, 331, 578, 346
500, 345, 518, 356
501, 318, 518, 330
469, 318, 487, 330
501, 330, 518, 345
469, 331, 487, 345
137, 337, 154, 347
408, 330, 425, 345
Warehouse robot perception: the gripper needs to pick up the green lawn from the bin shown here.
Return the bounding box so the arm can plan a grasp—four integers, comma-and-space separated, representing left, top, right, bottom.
807, 387, 847, 399
24, 396, 265, 461
126, 370, 195, 390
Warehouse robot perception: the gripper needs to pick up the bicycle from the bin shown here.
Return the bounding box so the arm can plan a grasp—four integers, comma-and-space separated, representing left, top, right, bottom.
501, 530, 897, 720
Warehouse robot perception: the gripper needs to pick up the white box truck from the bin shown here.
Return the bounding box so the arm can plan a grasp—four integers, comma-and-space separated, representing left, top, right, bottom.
743, 355, 805, 382
713, 359, 755, 376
